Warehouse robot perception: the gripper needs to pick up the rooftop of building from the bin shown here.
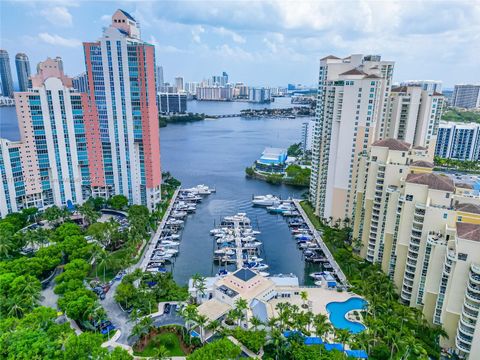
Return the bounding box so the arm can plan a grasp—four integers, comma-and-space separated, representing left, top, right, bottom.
233, 268, 257, 282
410, 160, 434, 168
455, 203, 480, 215
456, 222, 480, 242
455, 182, 473, 189
405, 173, 455, 192
339, 68, 367, 76
372, 138, 411, 151
217, 268, 275, 301
320, 55, 341, 61
412, 145, 428, 150
118, 9, 136, 21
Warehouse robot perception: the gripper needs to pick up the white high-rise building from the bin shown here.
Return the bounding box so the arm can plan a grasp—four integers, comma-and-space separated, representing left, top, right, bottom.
309, 54, 394, 221
301, 120, 315, 151
175, 77, 184, 92
435, 121, 480, 161
156, 65, 164, 91
385, 85, 444, 157
452, 84, 480, 109
400, 80, 442, 94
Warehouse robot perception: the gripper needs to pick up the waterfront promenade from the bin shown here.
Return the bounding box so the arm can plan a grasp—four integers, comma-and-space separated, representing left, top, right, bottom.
293, 200, 349, 286
139, 187, 181, 271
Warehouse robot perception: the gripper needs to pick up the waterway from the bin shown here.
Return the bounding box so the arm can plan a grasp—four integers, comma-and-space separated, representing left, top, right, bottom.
0, 98, 320, 284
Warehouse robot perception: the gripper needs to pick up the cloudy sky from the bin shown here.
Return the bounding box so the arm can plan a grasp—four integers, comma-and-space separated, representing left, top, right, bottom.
2, 0, 479, 88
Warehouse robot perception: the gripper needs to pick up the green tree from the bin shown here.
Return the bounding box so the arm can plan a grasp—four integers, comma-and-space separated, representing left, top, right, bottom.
108, 195, 129, 210
187, 338, 241, 360
300, 290, 308, 309
0, 222, 16, 258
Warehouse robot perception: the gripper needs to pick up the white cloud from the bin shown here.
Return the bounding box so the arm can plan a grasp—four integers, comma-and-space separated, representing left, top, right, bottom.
100, 14, 110, 24
41, 6, 73, 27
191, 26, 205, 44
213, 27, 246, 44
148, 35, 184, 54
38, 32, 81, 47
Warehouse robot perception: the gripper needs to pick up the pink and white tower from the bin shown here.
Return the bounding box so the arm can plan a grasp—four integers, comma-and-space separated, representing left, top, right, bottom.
83, 9, 161, 210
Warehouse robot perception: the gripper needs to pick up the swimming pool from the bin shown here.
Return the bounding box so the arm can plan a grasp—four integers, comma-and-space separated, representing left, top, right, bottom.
326, 297, 367, 334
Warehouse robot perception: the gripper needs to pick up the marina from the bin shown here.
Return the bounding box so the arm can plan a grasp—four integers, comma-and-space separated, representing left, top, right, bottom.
141, 185, 216, 273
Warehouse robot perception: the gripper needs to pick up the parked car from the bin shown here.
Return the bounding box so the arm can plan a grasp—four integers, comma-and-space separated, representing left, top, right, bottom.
163, 303, 171, 314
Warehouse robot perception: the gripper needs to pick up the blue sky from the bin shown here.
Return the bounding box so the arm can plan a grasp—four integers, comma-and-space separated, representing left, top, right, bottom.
1, 0, 479, 88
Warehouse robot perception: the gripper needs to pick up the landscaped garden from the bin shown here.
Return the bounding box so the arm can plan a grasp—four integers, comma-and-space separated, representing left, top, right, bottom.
299, 200, 448, 359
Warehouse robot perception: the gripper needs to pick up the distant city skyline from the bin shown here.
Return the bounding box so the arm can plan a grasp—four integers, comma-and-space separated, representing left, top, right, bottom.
2, 1, 479, 88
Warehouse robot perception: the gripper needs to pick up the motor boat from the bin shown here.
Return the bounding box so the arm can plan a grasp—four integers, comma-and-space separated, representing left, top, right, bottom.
210, 228, 228, 235
267, 203, 295, 214
171, 211, 187, 218
252, 194, 280, 206
244, 255, 264, 263
217, 235, 235, 244
162, 234, 180, 240
258, 271, 270, 277
310, 272, 324, 279
282, 210, 299, 217
298, 241, 317, 249
184, 184, 215, 195
241, 236, 257, 242
217, 269, 230, 277
167, 219, 184, 226
244, 261, 269, 270
295, 233, 313, 241
214, 248, 235, 256
242, 229, 261, 235
159, 241, 180, 248
242, 241, 262, 249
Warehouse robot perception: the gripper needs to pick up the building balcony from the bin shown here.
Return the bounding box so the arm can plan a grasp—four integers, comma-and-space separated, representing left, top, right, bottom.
407, 251, 418, 261
464, 298, 480, 311
466, 290, 480, 303
467, 283, 480, 295
462, 305, 479, 320
455, 337, 471, 354
470, 272, 480, 286
413, 216, 424, 225
458, 321, 475, 336
471, 263, 480, 276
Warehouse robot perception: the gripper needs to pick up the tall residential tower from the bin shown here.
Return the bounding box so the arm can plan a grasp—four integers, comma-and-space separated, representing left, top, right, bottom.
83, 9, 161, 210
309, 54, 394, 221
15, 53, 31, 92
0, 49, 14, 97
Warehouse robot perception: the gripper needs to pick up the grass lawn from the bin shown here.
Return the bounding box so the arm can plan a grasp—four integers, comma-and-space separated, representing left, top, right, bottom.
88, 247, 133, 282
134, 332, 185, 357
299, 200, 322, 230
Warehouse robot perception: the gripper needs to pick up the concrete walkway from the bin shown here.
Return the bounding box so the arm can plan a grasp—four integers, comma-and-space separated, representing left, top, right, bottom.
293, 200, 349, 286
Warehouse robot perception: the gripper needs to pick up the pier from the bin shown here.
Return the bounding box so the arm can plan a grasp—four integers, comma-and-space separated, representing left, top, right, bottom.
233, 219, 245, 269
139, 188, 180, 271
292, 200, 349, 286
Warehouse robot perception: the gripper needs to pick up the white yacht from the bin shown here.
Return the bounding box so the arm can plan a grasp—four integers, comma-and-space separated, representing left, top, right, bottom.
252, 194, 280, 206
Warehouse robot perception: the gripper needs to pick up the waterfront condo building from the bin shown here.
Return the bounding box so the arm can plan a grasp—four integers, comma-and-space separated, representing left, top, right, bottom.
0, 49, 14, 98
385, 85, 444, 158
0, 57, 91, 217
15, 53, 31, 92
83, 9, 161, 210
352, 139, 480, 358
452, 84, 480, 109
309, 54, 394, 221
435, 121, 480, 161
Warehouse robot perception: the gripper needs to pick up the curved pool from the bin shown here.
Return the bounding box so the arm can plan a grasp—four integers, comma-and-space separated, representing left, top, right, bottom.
326, 297, 367, 334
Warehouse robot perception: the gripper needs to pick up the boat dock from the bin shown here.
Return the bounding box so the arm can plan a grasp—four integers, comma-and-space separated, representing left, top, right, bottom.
293, 200, 349, 286
140, 187, 180, 271
234, 219, 245, 269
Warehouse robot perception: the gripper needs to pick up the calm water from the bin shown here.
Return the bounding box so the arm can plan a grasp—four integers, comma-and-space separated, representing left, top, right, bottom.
0, 99, 320, 284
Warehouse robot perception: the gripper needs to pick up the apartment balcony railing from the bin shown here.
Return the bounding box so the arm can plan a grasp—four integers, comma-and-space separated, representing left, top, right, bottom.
464, 298, 480, 311
455, 337, 471, 354
471, 263, 480, 276
466, 291, 480, 303
467, 283, 480, 295
469, 272, 480, 286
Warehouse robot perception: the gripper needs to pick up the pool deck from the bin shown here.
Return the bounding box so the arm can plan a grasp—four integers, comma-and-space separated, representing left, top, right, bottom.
269, 287, 360, 320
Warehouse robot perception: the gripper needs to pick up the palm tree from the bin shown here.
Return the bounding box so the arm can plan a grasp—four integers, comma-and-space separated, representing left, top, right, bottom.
130, 316, 154, 347
269, 328, 288, 360
313, 313, 330, 339
152, 345, 170, 360
335, 328, 351, 352
250, 316, 263, 330
196, 314, 208, 343
300, 290, 308, 309
206, 319, 221, 335
96, 250, 110, 282
234, 297, 248, 327
191, 273, 207, 304
181, 304, 199, 334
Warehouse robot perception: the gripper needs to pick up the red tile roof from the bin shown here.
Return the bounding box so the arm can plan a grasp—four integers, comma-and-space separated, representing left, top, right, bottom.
410, 160, 434, 168
339, 68, 367, 76
455, 203, 480, 214
456, 222, 480, 242
455, 182, 473, 189
405, 173, 455, 192
372, 138, 411, 151
321, 55, 341, 61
